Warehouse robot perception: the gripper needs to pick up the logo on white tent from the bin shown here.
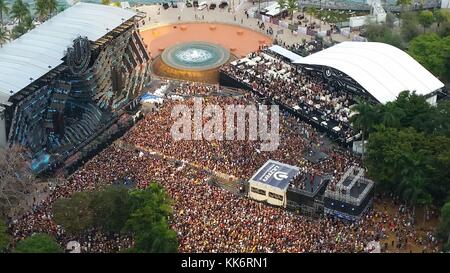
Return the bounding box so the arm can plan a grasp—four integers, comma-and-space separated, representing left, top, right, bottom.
273, 171, 288, 181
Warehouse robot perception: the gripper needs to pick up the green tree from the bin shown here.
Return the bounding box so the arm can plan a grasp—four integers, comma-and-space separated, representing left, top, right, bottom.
422, 135, 450, 205
286, 0, 298, 22
418, 10, 434, 32
363, 23, 389, 41
438, 202, 450, 249
124, 183, 178, 253
50, 183, 179, 253
400, 17, 421, 42
366, 126, 431, 199
396, 0, 412, 13
10, 22, 27, 39
46, 0, 58, 17
10, 0, 30, 24
359, 90, 450, 250
305, 7, 317, 24
34, 0, 49, 22
0, 218, 10, 252
10, 15, 33, 39
14, 234, 62, 253
392, 91, 437, 133
385, 12, 396, 28
52, 191, 95, 235
380, 101, 403, 128
90, 186, 132, 233
397, 147, 432, 211
126, 183, 173, 229
434, 9, 449, 28
0, 0, 9, 25
350, 98, 379, 160
277, 0, 286, 11
0, 26, 8, 47
101, 0, 111, 5
363, 23, 403, 49
408, 33, 450, 83
22, 15, 33, 30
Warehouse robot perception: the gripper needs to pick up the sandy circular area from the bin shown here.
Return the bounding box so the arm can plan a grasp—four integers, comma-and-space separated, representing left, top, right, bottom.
140, 22, 273, 59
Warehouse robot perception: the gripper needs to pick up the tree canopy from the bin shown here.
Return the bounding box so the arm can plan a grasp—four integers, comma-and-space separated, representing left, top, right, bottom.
0, 26, 8, 47
124, 183, 178, 253
52, 191, 95, 235
418, 10, 434, 32
10, 0, 30, 24
13, 233, 62, 253
90, 186, 132, 233
351, 91, 450, 248
438, 202, 450, 250
362, 23, 404, 49
0, 0, 9, 25
0, 218, 10, 252
408, 33, 450, 83
52, 183, 178, 253
0, 146, 35, 217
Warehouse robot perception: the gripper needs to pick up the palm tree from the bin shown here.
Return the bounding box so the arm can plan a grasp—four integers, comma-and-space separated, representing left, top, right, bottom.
277, 0, 287, 11
34, 0, 48, 22
10, 22, 27, 39
398, 151, 432, 218
418, 0, 425, 9
0, 26, 8, 47
396, 0, 412, 13
306, 6, 316, 24
286, 0, 298, 23
381, 102, 403, 128
10, 0, 30, 24
434, 9, 447, 29
22, 15, 33, 31
350, 98, 378, 161
0, 0, 9, 25
46, 0, 58, 17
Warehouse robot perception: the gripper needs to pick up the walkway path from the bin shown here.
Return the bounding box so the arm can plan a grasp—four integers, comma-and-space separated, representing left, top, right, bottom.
135, 3, 356, 49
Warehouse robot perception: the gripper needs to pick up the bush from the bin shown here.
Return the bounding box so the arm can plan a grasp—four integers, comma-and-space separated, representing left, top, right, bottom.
14, 234, 62, 253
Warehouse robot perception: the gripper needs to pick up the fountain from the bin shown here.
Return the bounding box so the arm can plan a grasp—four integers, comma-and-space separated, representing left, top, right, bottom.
153, 41, 231, 83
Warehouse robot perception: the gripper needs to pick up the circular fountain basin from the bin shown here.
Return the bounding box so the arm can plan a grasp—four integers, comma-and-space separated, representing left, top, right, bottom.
161, 41, 230, 71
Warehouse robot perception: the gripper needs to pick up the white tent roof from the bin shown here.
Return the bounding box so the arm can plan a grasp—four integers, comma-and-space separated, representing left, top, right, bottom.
264, 3, 283, 17
268, 45, 302, 62
0, 2, 136, 104
294, 42, 444, 104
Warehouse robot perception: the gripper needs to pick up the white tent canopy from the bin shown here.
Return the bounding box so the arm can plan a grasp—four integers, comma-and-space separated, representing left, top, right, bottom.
268, 45, 303, 62
263, 3, 284, 17
294, 42, 444, 104
0, 3, 136, 104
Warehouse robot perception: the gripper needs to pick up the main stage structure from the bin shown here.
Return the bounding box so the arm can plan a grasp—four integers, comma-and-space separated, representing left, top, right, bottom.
0, 3, 150, 172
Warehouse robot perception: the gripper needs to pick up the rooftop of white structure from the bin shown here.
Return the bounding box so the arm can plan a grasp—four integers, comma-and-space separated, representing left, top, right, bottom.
294, 41, 445, 104
0, 2, 136, 104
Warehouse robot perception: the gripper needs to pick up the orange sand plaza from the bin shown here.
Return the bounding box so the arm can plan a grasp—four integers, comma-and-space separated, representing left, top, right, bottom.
140, 23, 273, 59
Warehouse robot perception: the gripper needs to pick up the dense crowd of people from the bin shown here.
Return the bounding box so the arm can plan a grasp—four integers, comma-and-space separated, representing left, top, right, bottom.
274, 39, 327, 57
221, 50, 355, 140
8, 144, 439, 253
6, 84, 440, 253
170, 82, 220, 96
124, 93, 355, 184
